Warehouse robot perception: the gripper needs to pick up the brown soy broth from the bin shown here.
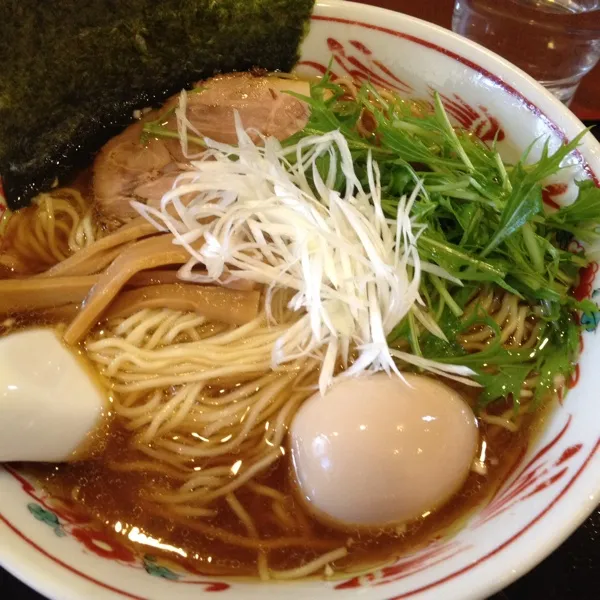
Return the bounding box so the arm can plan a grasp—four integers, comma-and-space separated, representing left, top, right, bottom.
3, 182, 543, 578
0, 93, 546, 579
22, 396, 534, 578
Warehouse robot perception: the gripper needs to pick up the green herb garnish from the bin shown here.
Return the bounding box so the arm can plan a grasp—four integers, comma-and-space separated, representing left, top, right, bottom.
287, 74, 599, 411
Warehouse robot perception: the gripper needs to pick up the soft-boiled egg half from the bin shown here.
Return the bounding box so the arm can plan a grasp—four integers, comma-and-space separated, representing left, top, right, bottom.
0, 328, 107, 462
289, 373, 478, 529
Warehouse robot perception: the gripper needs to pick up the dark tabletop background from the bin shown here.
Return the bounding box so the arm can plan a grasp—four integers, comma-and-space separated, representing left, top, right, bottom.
1, 1, 599, 598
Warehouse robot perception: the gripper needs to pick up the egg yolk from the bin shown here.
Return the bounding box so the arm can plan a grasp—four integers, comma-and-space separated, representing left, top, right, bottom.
289, 372, 479, 529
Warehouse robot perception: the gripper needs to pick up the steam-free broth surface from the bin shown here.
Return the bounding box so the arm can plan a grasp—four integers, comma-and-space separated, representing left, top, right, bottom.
23, 397, 534, 577
1, 69, 590, 582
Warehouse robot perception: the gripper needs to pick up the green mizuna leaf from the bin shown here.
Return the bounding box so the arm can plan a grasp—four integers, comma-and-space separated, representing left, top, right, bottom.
290, 77, 596, 412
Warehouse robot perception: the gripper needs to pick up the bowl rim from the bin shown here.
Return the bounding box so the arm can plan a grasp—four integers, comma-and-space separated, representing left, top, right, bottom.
1, 1, 599, 599
310, 3, 600, 598
314, 0, 600, 181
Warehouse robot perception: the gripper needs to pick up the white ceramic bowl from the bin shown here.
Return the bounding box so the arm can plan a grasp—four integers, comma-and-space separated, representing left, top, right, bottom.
1, 1, 599, 599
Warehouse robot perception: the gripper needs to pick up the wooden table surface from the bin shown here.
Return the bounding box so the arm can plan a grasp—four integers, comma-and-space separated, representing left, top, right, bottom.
349, 0, 600, 120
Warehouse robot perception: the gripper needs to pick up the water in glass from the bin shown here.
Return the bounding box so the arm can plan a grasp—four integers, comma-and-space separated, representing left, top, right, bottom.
452, 0, 600, 104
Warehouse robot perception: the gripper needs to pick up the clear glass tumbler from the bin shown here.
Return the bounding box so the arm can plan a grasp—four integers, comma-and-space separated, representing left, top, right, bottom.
452, 0, 600, 105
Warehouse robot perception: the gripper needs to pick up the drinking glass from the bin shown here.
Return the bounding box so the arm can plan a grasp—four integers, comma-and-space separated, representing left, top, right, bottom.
452, 0, 600, 105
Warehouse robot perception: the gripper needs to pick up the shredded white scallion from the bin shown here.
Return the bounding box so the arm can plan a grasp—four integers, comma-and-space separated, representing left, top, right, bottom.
134, 102, 475, 392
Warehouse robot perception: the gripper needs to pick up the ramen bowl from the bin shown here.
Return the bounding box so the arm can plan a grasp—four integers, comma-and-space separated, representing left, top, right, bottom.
1, 1, 599, 599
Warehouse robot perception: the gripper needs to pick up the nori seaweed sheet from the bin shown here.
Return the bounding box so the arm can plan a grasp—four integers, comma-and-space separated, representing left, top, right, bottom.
0, 0, 314, 209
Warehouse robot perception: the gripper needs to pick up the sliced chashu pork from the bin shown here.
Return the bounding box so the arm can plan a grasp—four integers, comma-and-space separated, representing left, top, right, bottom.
94, 73, 310, 223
